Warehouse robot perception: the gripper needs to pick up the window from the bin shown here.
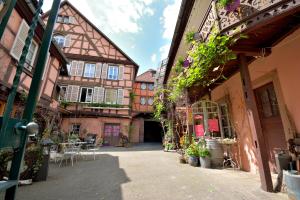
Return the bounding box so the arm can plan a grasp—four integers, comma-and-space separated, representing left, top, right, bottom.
71, 124, 80, 135
219, 103, 232, 138
57, 15, 63, 23
105, 89, 117, 104
63, 16, 70, 23
107, 65, 118, 80
59, 86, 67, 101
24, 41, 38, 71
57, 15, 72, 24
148, 97, 153, 105
140, 97, 146, 105
67, 64, 71, 74
84, 63, 96, 78
141, 83, 147, 90
54, 35, 65, 48
148, 83, 154, 91
80, 87, 93, 103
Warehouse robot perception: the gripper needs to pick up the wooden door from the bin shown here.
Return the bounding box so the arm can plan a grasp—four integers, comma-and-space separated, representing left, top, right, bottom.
104, 124, 120, 146
254, 83, 287, 172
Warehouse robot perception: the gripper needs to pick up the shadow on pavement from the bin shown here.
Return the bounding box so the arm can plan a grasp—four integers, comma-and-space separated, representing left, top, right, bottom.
99, 143, 163, 152
16, 154, 130, 200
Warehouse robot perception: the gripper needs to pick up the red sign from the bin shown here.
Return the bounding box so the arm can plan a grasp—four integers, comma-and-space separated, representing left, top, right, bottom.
208, 119, 219, 132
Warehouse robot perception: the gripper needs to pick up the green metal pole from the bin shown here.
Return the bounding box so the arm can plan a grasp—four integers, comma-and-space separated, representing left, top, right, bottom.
5, 0, 61, 199
0, 0, 17, 39
0, 0, 43, 141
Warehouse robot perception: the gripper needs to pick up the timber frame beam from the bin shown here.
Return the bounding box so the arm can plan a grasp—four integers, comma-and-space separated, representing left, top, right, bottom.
231, 47, 271, 57
239, 53, 273, 192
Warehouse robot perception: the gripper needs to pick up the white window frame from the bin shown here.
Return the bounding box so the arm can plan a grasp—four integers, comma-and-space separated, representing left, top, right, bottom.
79, 87, 93, 103
54, 35, 65, 48
63, 16, 70, 23
70, 124, 80, 135
105, 89, 118, 104
83, 63, 96, 78
148, 97, 153, 105
140, 97, 146, 105
25, 40, 38, 71
141, 83, 147, 90
59, 86, 67, 101
148, 83, 154, 91
107, 65, 119, 80
57, 15, 63, 23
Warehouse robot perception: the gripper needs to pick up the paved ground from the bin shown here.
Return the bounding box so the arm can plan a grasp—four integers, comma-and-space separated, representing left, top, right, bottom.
15, 143, 287, 200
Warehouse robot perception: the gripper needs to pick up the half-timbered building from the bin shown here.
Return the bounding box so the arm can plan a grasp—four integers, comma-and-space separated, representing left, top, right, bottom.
131, 69, 162, 143
43, 1, 139, 145
0, 0, 68, 118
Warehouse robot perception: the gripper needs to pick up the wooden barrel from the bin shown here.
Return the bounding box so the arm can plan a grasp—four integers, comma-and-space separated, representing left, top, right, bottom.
206, 139, 224, 168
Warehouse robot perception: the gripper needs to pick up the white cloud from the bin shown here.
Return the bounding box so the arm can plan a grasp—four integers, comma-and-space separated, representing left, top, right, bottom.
159, 43, 171, 60
161, 0, 181, 40
151, 53, 157, 63
43, 0, 155, 34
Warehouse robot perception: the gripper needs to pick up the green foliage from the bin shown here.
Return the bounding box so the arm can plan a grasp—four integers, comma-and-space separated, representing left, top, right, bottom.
217, 0, 234, 8
186, 142, 199, 157
199, 147, 211, 158
60, 100, 70, 108
165, 143, 175, 151
174, 57, 184, 74
185, 30, 196, 44
19, 90, 28, 102
168, 32, 238, 101
87, 103, 123, 108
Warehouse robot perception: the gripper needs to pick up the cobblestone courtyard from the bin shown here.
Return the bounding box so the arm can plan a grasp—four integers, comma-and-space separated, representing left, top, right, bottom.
16, 144, 287, 200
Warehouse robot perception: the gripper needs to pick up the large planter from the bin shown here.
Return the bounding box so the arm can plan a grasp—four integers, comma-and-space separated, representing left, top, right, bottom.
200, 157, 211, 168
206, 139, 224, 168
188, 156, 199, 167
284, 170, 300, 200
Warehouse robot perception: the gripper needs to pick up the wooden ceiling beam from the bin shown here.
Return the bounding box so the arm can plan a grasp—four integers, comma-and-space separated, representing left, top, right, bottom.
231, 47, 271, 57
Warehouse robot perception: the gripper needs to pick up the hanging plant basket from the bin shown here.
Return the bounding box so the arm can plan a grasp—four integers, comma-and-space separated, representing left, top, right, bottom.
225, 0, 240, 12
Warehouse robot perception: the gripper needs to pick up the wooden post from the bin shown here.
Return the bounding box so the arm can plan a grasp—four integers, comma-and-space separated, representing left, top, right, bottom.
239, 54, 273, 192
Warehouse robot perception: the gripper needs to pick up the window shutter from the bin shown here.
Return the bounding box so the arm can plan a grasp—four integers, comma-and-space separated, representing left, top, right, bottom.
93, 87, 104, 103
70, 85, 80, 102
76, 61, 84, 76
101, 63, 108, 79
70, 60, 77, 76
117, 89, 124, 105
118, 65, 124, 80
64, 35, 71, 47
95, 63, 102, 78
10, 19, 30, 60
69, 16, 76, 24
65, 85, 72, 101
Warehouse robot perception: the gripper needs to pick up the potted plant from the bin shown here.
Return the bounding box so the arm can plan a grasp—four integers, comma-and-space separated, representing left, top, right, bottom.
199, 147, 211, 168
186, 143, 199, 167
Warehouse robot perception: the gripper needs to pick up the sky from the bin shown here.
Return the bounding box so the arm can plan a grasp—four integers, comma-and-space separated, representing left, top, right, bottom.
42, 0, 181, 75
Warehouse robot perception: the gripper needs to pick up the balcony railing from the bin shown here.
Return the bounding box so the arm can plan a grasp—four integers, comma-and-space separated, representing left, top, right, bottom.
198, 0, 300, 40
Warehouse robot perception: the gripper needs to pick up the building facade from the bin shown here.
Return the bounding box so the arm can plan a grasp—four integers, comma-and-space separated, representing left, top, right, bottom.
44, 1, 139, 146
164, 0, 300, 191
131, 69, 162, 143
0, 0, 67, 119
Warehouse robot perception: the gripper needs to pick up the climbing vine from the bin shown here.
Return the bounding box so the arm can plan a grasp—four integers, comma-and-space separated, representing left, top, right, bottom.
168, 32, 242, 101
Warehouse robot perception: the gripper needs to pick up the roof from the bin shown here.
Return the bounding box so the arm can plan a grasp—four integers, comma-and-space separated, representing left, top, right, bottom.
135, 69, 156, 83
42, 0, 139, 76
163, 0, 195, 84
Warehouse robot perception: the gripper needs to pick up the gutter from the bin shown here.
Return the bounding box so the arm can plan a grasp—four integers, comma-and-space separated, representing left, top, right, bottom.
163, 0, 195, 84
